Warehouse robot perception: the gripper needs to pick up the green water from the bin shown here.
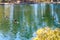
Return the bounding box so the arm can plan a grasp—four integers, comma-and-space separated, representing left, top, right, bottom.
0, 4, 60, 40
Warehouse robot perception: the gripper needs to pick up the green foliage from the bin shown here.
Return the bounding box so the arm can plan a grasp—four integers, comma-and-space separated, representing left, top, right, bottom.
43, 4, 54, 27
0, 5, 4, 23
12, 4, 20, 35
0, 5, 10, 34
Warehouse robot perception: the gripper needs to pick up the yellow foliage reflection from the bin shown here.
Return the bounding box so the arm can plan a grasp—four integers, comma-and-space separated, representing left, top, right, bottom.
33, 27, 60, 40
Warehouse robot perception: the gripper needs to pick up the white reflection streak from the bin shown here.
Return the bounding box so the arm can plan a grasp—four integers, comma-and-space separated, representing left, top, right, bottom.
34, 4, 38, 26
10, 4, 14, 30
41, 3, 46, 27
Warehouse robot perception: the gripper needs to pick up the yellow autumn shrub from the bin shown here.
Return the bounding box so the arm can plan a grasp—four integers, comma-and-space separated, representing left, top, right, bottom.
32, 27, 60, 40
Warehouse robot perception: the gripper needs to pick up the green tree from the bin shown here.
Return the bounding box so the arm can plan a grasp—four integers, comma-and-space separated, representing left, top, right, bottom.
43, 4, 54, 27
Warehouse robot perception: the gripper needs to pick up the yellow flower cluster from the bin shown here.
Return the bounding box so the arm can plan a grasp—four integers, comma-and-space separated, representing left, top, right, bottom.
33, 27, 60, 40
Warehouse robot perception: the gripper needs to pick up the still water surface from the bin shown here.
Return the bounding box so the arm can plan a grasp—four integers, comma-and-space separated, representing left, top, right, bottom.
0, 3, 60, 40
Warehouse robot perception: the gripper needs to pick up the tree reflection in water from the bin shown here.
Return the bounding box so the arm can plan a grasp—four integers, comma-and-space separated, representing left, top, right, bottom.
0, 3, 60, 40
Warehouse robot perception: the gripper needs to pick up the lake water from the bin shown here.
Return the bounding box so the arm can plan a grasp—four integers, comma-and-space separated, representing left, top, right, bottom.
0, 3, 60, 40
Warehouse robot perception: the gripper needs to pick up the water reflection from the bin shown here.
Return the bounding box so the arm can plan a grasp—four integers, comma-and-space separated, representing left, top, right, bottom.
0, 3, 60, 40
